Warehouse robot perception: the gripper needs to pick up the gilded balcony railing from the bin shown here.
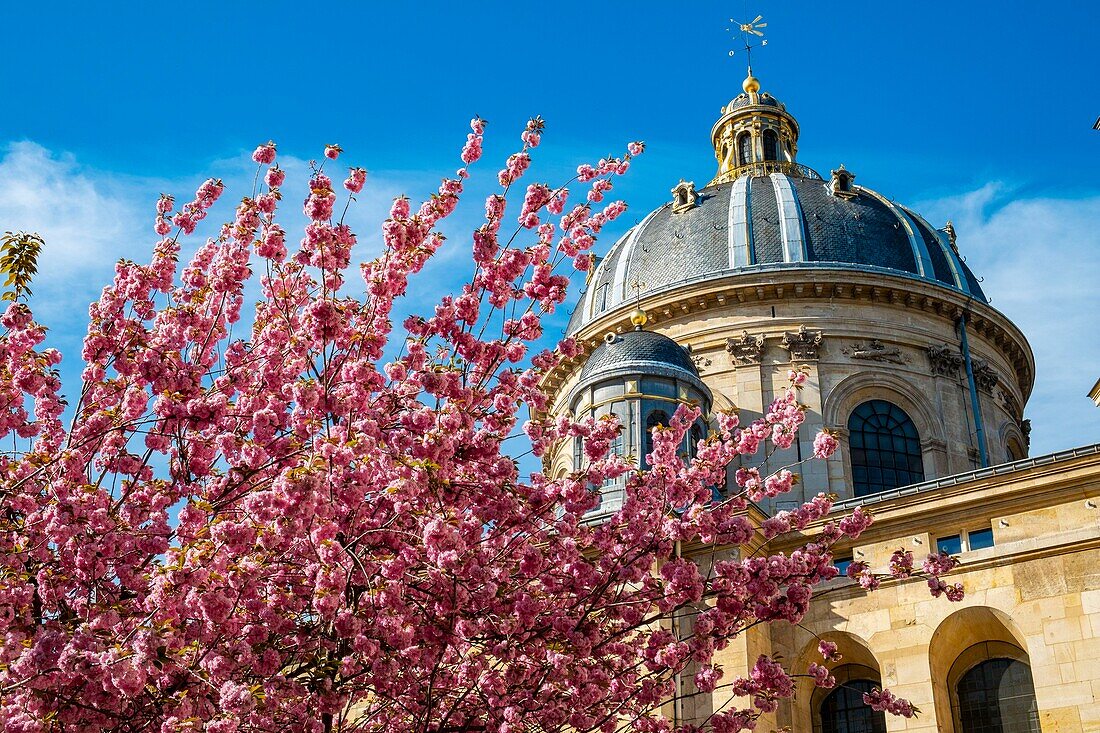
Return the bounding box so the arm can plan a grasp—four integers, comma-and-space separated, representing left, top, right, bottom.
710, 159, 823, 186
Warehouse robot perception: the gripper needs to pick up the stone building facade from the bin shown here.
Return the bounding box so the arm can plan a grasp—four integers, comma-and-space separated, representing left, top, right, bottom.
543, 72, 1100, 731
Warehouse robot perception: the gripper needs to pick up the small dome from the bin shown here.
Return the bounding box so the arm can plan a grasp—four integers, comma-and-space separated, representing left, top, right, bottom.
725, 91, 785, 112
574, 329, 711, 404
567, 173, 985, 335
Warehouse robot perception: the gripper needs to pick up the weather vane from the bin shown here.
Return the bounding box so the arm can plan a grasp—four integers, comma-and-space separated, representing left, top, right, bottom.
727, 14, 768, 74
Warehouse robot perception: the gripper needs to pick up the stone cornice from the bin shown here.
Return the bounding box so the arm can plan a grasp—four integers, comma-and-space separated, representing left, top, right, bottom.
777, 445, 1100, 553
546, 267, 1034, 404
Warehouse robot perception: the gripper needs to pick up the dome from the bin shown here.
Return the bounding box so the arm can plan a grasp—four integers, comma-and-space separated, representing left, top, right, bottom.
726, 91, 785, 112
567, 172, 985, 335
573, 328, 711, 403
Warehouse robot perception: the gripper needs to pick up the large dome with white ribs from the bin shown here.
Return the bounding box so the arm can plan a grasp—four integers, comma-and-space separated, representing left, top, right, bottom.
566, 76, 985, 336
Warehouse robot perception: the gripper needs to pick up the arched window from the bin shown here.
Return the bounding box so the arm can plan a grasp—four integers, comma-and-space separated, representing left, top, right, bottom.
1006, 437, 1025, 462
954, 658, 1040, 732
689, 423, 705, 459
848, 400, 924, 496
644, 409, 670, 467
737, 132, 752, 166
763, 130, 779, 161
819, 679, 887, 733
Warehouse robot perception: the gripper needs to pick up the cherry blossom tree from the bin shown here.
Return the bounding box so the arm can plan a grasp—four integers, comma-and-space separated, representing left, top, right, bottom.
0, 119, 961, 733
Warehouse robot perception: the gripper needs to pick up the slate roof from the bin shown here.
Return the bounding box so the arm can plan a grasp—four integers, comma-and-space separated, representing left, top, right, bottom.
579, 329, 700, 383
567, 173, 985, 335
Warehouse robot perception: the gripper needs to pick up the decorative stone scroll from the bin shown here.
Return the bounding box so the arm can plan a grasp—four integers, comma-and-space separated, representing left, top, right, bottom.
725, 331, 766, 365
779, 325, 823, 362
841, 339, 907, 365
927, 344, 963, 378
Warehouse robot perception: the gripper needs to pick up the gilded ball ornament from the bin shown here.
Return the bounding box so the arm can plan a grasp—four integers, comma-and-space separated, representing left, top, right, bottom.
742, 74, 761, 94
629, 307, 648, 329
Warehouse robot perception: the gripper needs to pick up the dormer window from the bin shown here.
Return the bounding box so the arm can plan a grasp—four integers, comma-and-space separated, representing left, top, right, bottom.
670, 180, 698, 214
829, 164, 858, 199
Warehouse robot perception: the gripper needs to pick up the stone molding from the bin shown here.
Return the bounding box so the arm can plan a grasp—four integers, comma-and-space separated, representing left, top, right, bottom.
543, 269, 1034, 411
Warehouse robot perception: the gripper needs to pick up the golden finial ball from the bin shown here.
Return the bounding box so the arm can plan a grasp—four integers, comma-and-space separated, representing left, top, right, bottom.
629, 307, 648, 328
742, 74, 761, 94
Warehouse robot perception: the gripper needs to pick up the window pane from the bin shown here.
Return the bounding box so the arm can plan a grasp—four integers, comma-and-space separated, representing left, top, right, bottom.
821, 678, 887, 733
937, 534, 962, 555
738, 133, 752, 165
847, 400, 924, 496
763, 130, 778, 161
968, 527, 995, 551
955, 658, 1040, 733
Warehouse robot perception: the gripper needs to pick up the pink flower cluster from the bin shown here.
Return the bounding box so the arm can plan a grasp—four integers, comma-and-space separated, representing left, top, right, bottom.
864, 687, 919, 717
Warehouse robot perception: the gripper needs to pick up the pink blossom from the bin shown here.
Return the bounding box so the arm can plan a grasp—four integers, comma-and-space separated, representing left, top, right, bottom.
864, 688, 919, 717
808, 663, 835, 688
344, 167, 367, 193
265, 165, 286, 188
252, 140, 277, 164
324, 143, 342, 160
889, 548, 914, 578
813, 430, 840, 459
818, 640, 842, 662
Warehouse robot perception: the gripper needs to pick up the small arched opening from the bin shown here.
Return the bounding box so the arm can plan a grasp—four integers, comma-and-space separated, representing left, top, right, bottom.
644, 409, 671, 468
929, 606, 1037, 731
790, 631, 884, 733
763, 129, 779, 161
737, 132, 753, 166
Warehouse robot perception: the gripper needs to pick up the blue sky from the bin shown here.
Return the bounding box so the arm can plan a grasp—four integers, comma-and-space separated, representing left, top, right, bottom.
2, 1, 1099, 456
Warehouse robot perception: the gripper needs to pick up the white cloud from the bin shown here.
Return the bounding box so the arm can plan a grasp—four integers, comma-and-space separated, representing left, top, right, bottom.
0, 141, 421, 405
0, 142, 152, 323
917, 184, 1100, 456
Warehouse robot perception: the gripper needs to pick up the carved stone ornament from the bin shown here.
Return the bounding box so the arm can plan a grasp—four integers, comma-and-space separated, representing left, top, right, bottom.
725, 331, 766, 365
971, 359, 999, 394
841, 339, 908, 364
1001, 389, 1022, 421
927, 344, 964, 378
779, 325, 823, 362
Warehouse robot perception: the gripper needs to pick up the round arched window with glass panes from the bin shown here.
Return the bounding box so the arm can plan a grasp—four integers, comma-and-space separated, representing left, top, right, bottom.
847, 400, 924, 496
954, 657, 1040, 732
